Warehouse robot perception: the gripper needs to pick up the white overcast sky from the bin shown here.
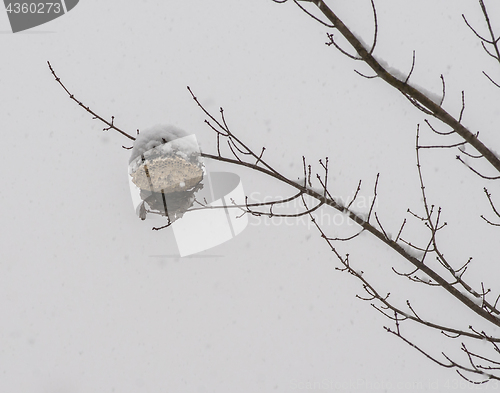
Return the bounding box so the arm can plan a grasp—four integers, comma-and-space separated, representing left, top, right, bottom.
1, 1, 500, 392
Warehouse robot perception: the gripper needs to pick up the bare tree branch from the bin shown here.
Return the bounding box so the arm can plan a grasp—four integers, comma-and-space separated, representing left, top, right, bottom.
293, 0, 500, 174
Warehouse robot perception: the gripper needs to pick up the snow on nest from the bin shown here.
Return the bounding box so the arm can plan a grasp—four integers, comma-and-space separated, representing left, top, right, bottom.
129, 124, 200, 164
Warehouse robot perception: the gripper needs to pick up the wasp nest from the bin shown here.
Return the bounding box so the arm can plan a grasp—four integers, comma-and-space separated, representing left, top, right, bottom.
131, 155, 203, 193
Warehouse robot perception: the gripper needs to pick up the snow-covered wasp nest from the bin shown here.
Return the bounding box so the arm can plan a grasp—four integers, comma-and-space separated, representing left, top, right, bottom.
131, 155, 203, 193
128, 125, 204, 222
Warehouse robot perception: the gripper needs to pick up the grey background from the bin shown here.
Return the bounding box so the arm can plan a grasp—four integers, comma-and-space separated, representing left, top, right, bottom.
1, 0, 499, 391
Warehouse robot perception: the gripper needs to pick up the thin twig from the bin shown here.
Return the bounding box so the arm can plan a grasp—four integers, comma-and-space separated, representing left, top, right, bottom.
47, 61, 136, 141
